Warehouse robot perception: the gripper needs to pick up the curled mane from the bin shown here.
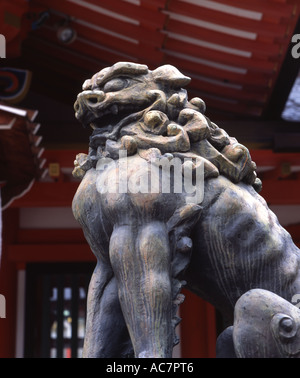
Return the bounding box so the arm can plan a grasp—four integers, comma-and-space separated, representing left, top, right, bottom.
73, 62, 261, 193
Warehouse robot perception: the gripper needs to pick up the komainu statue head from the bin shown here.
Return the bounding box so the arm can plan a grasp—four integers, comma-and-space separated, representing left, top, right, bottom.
74, 61, 194, 130
73, 62, 261, 192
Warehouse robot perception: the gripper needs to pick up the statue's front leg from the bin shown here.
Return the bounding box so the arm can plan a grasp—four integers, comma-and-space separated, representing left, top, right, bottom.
83, 261, 133, 358
109, 221, 174, 358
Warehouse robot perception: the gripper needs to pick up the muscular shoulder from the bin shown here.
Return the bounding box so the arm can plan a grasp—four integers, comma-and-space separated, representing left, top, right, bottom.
72, 168, 99, 222
202, 175, 267, 217
73, 156, 186, 225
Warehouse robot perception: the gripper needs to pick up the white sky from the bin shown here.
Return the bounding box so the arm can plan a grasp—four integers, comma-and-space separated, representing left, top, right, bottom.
282, 69, 300, 122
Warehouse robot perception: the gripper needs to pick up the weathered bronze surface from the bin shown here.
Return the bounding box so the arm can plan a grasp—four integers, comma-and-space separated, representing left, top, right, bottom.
72, 62, 300, 358
217, 289, 300, 358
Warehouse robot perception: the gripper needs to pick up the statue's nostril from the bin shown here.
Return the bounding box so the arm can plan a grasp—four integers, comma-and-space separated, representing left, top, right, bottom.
87, 96, 99, 105
75, 90, 105, 116
86, 91, 105, 105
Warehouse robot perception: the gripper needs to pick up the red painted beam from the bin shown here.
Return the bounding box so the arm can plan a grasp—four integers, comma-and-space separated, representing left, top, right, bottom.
17, 228, 86, 244
86, 0, 167, 28
164, 55, 272, 87
212, 0, 295, 21
187, 76, 267, 104
32, 0, 164, 46
260, 179, 300, 205
24, 36, 101, 74
165, 33, 277, 74
29, 29, 137, 67
166, 19, 281, 58
286, 224, 300, 244
251, 150, 300, 166
187, 86, 264, 116
10, 182, 79, 208
36, 26, 164, 66
249, 150, 300, 205
167, 0, 289, 38
7, 243, 96, 262
44, 150, 79, 167
23, 39, 92, 84
141, 0, 169, 10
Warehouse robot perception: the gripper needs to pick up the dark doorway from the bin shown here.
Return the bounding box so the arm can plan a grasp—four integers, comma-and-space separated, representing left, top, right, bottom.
24, 262, 95, 358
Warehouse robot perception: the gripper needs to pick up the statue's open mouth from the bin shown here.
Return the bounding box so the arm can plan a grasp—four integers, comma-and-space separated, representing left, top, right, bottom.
74, 93, 146, 143
88, 103, 142, 131
88, 105, 144, 146
74, 92, 137, 128
74, 89, 165, 146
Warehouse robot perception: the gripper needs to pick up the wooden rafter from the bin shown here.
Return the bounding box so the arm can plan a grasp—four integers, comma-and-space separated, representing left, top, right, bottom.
0, 102, 46, 209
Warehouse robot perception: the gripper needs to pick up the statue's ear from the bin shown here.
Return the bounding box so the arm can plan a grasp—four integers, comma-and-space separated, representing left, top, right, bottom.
152, 65, 191, 88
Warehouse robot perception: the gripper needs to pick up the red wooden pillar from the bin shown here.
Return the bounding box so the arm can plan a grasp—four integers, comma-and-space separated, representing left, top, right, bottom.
0, 208, 19, 357
180, 289, 216, 358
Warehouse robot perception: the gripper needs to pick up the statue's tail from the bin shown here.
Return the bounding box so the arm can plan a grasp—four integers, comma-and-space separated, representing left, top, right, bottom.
167, 204, 202, 346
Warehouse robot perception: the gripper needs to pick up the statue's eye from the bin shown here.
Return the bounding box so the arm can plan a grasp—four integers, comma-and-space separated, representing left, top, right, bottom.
103, 78, 129, 92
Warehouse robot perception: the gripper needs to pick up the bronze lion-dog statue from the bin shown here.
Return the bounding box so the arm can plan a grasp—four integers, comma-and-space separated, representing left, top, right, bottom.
72, 62, 300, 358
